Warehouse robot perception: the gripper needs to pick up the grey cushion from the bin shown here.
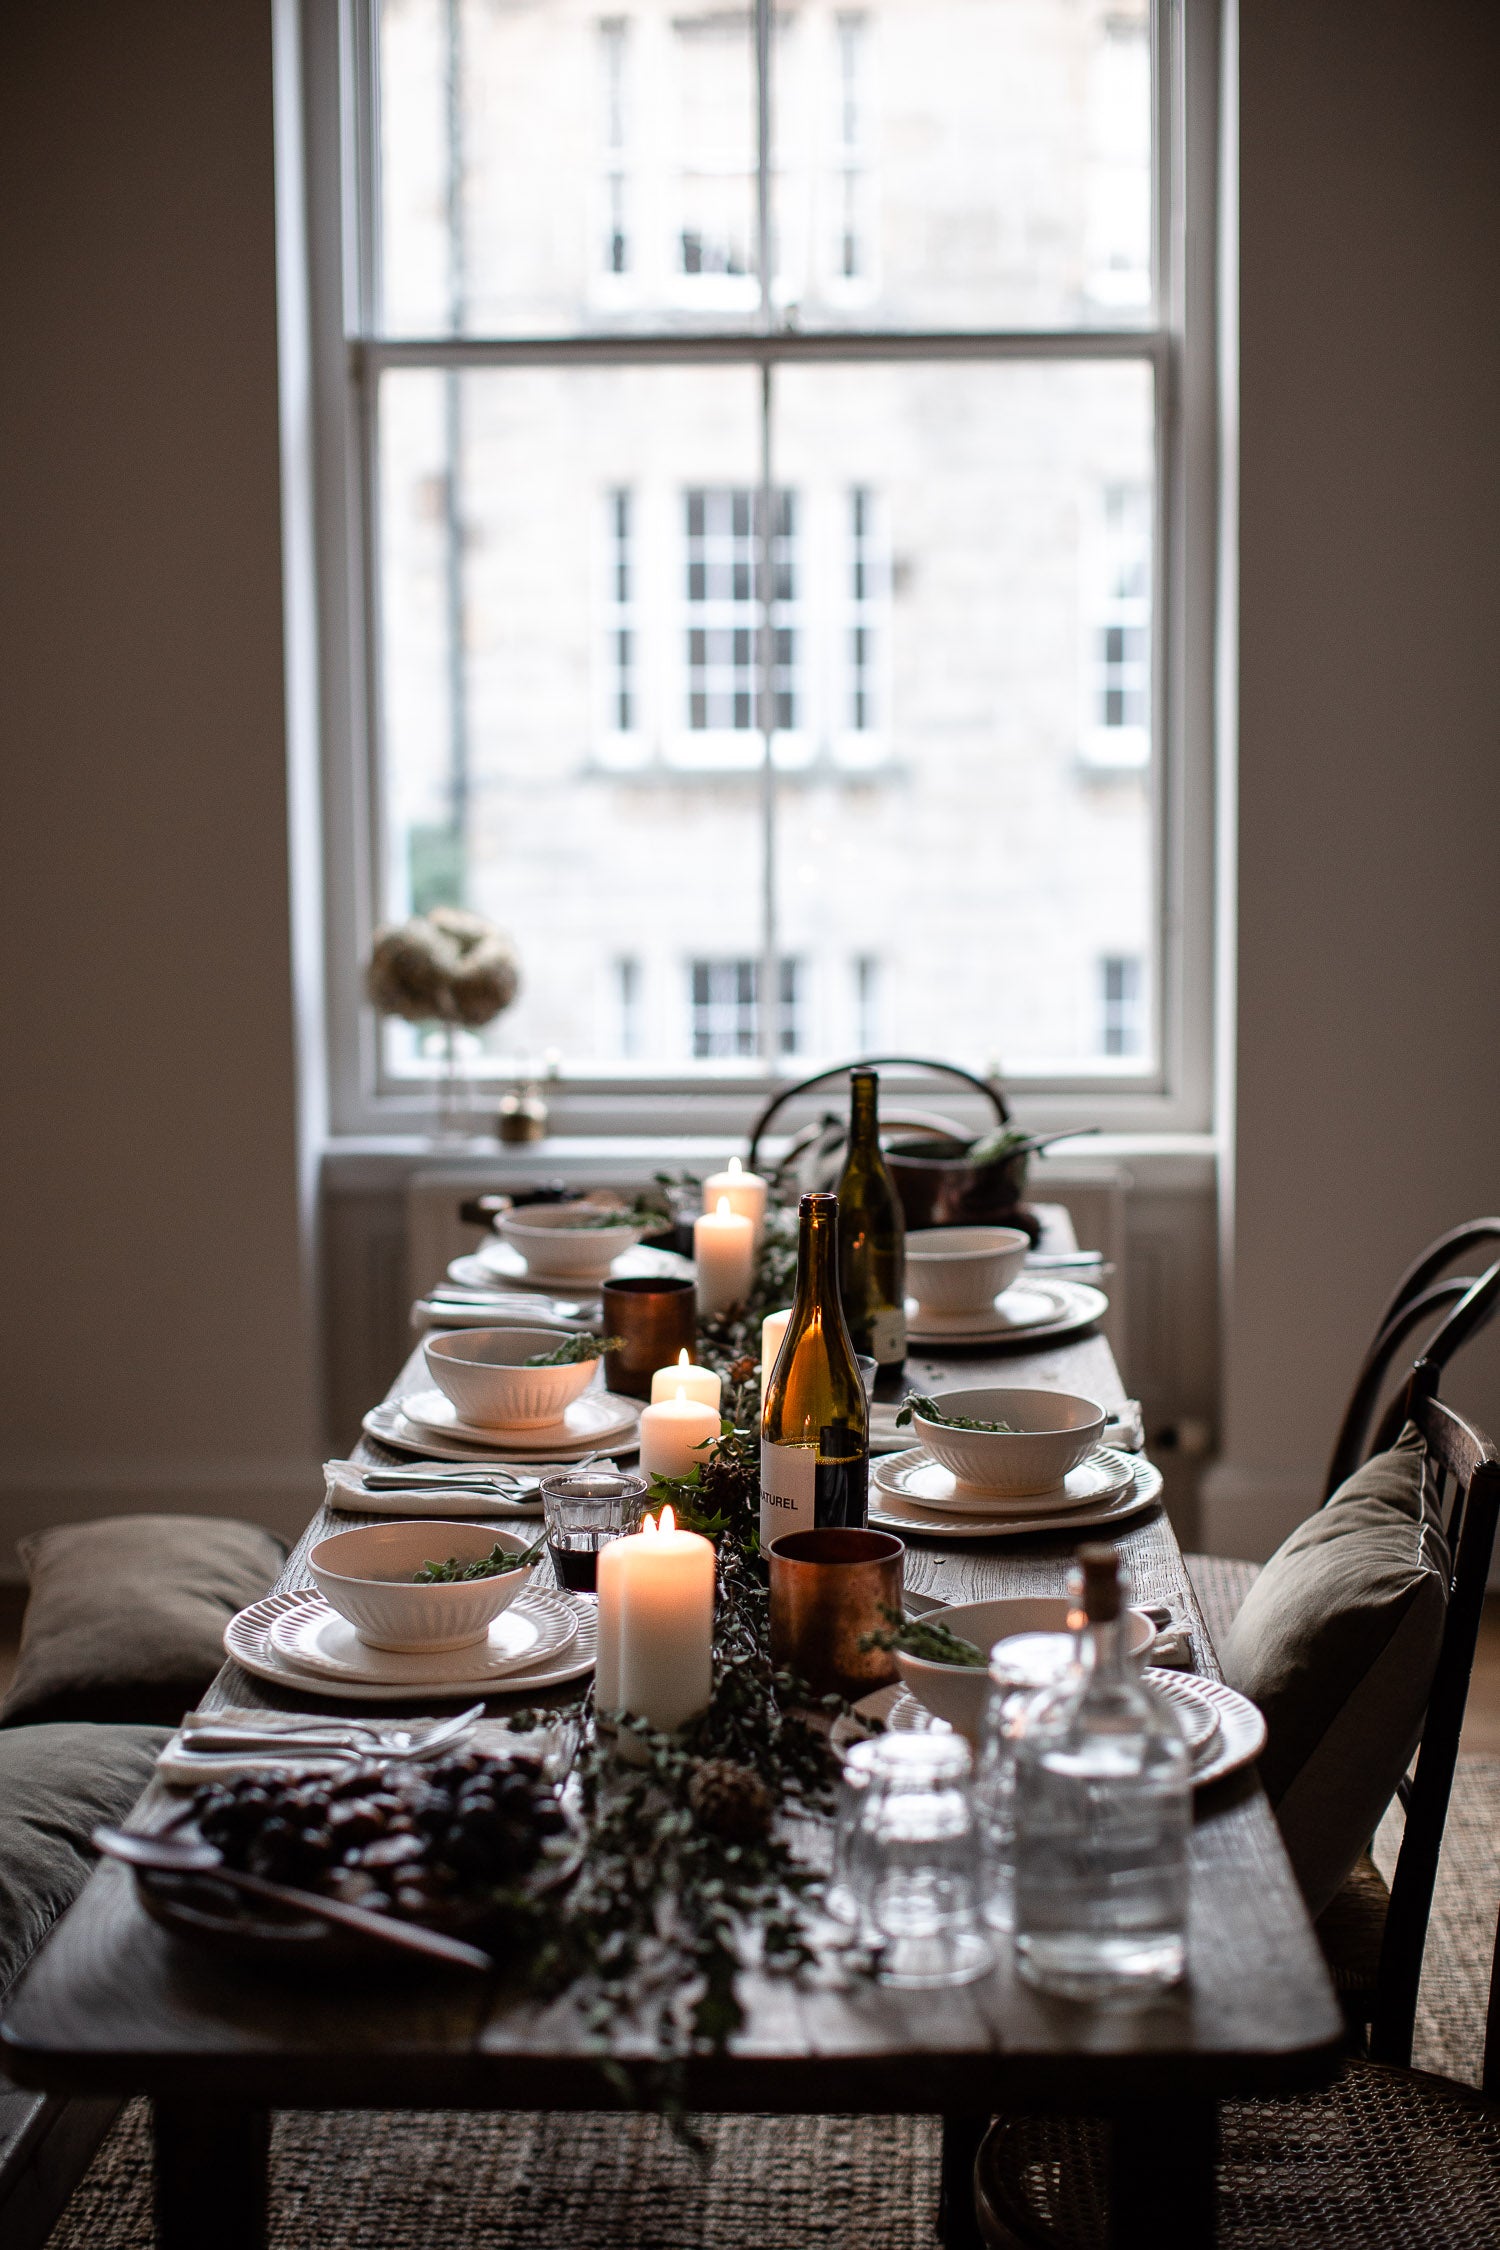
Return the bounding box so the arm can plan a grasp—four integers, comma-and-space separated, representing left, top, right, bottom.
2, 1515, 285, 1729
1221, 1425, 1449, 1915
0, 1723, 169, 1997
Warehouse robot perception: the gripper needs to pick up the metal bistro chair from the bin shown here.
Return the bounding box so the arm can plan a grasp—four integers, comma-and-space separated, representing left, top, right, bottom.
973, 1377, 1500, 2250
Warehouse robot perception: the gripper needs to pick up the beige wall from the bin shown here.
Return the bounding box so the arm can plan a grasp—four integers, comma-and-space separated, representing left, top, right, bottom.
0, 0, 321, 1565
1205, 0, 1500, 1555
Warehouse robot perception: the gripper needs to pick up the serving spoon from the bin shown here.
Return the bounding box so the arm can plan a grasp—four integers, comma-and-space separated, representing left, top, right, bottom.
94, 1826, 495, 1973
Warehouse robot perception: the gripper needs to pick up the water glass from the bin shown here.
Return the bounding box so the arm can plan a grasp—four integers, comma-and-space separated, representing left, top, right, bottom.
540, 1470, 647, 1593
856, 1734, 993, 1987
973, 1631, 1076, 1931
825, 1736, 884, 1927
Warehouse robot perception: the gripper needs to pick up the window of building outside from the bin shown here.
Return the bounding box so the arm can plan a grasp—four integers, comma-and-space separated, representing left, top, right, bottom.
317, 0, 1213, 1126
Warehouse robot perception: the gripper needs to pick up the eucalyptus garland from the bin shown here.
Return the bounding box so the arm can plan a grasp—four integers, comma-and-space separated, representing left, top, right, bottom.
493, 1362, 859, 2114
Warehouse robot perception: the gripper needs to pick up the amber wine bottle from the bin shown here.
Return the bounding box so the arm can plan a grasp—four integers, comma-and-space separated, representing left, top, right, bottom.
760, 1191, 870, 1547
836, 1066, 907, 1393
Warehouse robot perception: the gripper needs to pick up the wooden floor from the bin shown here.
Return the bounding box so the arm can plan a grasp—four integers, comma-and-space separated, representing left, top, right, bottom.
0, 1583, 1498, 1741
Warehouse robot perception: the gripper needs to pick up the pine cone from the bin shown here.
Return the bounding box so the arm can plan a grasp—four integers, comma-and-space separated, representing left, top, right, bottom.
688, 1760, 773, 1845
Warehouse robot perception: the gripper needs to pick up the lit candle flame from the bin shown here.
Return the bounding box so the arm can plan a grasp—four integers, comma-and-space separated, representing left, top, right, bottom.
716, 1195, 732, 1219
642, 1512, 659, 1541
677, 1347, 690, 1370
727, 1156, 742, 1177
659, 1504, 676, 1534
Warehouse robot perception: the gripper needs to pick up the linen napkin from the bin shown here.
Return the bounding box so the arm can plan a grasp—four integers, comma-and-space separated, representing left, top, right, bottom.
155, 1706, 576, 1787
322, 1461, 549, 1517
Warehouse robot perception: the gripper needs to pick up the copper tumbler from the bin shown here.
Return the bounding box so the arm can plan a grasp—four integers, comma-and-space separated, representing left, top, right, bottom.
767, 1528, 905, 1701
601, 1275, 698, 1399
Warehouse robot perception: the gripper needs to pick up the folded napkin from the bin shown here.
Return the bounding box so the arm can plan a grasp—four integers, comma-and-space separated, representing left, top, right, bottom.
155, 1706, 575, 1788
323, 1461, 547, 1517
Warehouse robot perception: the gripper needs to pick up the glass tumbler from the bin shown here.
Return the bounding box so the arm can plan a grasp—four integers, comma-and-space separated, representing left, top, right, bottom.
973, 1631, 1077, 1931
826, 1736, 884, 1927
539, 1469, 648, 1593
856, 1733, 993, 1987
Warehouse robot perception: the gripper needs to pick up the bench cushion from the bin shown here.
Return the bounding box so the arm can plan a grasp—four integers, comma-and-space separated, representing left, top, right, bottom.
0, 1723, 168, 1999
2, 1516, 284, 1728
1221, 1426, 1448, 1915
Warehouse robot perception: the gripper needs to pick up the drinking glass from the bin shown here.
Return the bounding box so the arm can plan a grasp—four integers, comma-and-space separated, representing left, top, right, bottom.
826, 1736, 884, 1927
973, 1631, 1077, 1930
540, 1470, 648, 1593
856, 1733, 993, 1987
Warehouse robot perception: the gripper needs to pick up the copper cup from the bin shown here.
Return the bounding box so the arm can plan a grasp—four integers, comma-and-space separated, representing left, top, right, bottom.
601, 1275, 698, 1399
767, 1528, 905, 1701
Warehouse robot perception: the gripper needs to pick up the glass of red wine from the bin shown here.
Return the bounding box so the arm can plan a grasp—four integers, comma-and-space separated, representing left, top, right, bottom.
540, 1469, 649, 1594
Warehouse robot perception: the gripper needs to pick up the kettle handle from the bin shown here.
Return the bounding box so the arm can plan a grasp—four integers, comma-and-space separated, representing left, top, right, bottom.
745, 1056, 1009, 1176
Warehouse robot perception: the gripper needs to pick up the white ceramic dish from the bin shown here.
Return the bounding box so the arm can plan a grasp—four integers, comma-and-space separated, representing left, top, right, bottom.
910, 1387, 1108, 1495
307, 1519, 538, 1653
496, 1202, 645, 1282
867, 1457, 1162, 1541
424, 1326, 601, 1431
225, 1587, 598, 1701
894, 1595, 1156, 1741
268, 1588, 578, 1686
905, 1225, 1030, 1316
868, 1669, 1258, 1789
904, 1278, 1110, 1348
872, 1446, 1137, 1516
366, 1386, 641, 1460
452, 1242, 691, 1295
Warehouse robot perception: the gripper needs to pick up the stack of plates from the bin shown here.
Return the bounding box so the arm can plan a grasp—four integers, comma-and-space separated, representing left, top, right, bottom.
364, 1380, 642, 1464
449, 1240, 692, 1295
905, 1276, 1108, 1348
868, 1445, 1162, 1540
225, 1586, 597, 1701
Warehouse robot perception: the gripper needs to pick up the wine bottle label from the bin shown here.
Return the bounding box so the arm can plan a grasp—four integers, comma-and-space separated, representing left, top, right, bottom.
760, 1440, 817, 1545
870, 1305, 907, 1364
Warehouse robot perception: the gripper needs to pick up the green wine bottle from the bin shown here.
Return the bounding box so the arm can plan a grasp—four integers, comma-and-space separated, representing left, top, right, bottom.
760, 1190, 870, 1546
836, 1066, 907, 1395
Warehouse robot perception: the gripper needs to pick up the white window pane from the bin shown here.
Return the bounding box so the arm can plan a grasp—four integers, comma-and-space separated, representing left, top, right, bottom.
772, 357, 1156, 1074
376, 0, 1153, 339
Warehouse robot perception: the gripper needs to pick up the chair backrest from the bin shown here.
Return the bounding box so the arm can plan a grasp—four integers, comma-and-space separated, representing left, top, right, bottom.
1368, 1363, 1500, 2066
1323, 1219, 1500, 1499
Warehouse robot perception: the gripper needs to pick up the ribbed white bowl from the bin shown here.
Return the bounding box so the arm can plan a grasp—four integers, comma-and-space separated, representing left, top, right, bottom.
496, 1203, 644, 1280
910, 1387, 1107, 1495
905, 1226, 1029, 1315
424, 1326, 600, 1430
307, 1519, 536, 1653
895, 1595, 1154, 1742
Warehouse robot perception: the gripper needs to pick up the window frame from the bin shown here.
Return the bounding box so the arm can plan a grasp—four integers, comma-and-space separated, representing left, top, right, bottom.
299, 0, 1220, 1141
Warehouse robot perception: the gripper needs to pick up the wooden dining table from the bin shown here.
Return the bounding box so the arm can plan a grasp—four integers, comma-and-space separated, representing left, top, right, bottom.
1, 1233, 1343, 2250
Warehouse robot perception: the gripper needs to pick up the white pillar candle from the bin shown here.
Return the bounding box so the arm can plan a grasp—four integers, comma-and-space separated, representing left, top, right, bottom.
693, 1195, 755, 1317
703, 1155, 767, 1246
761, 1307, 792, 1394
616, 1505, 715, 1731
650, 1347, 723, 1412
638, 1383, 722, 1481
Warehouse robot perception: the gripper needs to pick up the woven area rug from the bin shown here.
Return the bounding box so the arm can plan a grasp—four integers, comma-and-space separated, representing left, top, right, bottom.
48, 1758, 1500, 2248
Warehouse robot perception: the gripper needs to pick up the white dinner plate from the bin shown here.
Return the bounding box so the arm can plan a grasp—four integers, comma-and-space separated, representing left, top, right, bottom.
364, 1388, 641, 1461
459, 1238, 694, 1291
225, 1587, 598, 1701
905, 1278, 1110, 1349
267, 1589, 577, 1687
865, 1670, 1261, 1789
872, 1446, 1139, 1518
867, 1455, 1162, 1540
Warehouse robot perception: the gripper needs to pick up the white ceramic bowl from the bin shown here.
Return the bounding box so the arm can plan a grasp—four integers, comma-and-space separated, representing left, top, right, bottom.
308, 1519, 537, 1654
905, 1226, 1029, 1316
424, 1326, 600, 1430
895, 1595, 1155, 1742
910, 1387, 1107, 1495
496, 1202, 645, 1281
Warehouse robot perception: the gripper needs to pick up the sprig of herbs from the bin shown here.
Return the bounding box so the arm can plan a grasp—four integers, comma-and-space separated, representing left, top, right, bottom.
895, 1392, 1017, 1432
524, 1332, 621, 1366
858, 1602, 987, 1668
413, 1534, 545, 1583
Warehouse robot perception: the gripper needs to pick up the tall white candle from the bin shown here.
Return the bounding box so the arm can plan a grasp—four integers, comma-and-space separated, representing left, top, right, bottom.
703, 1155, 767, 1246
650, 1348, 722, 1412
761, 1307, 792, 1394
638, 1382, 721, 1481
693, 1195, 755, 1317
616, 1505, 715, 1730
